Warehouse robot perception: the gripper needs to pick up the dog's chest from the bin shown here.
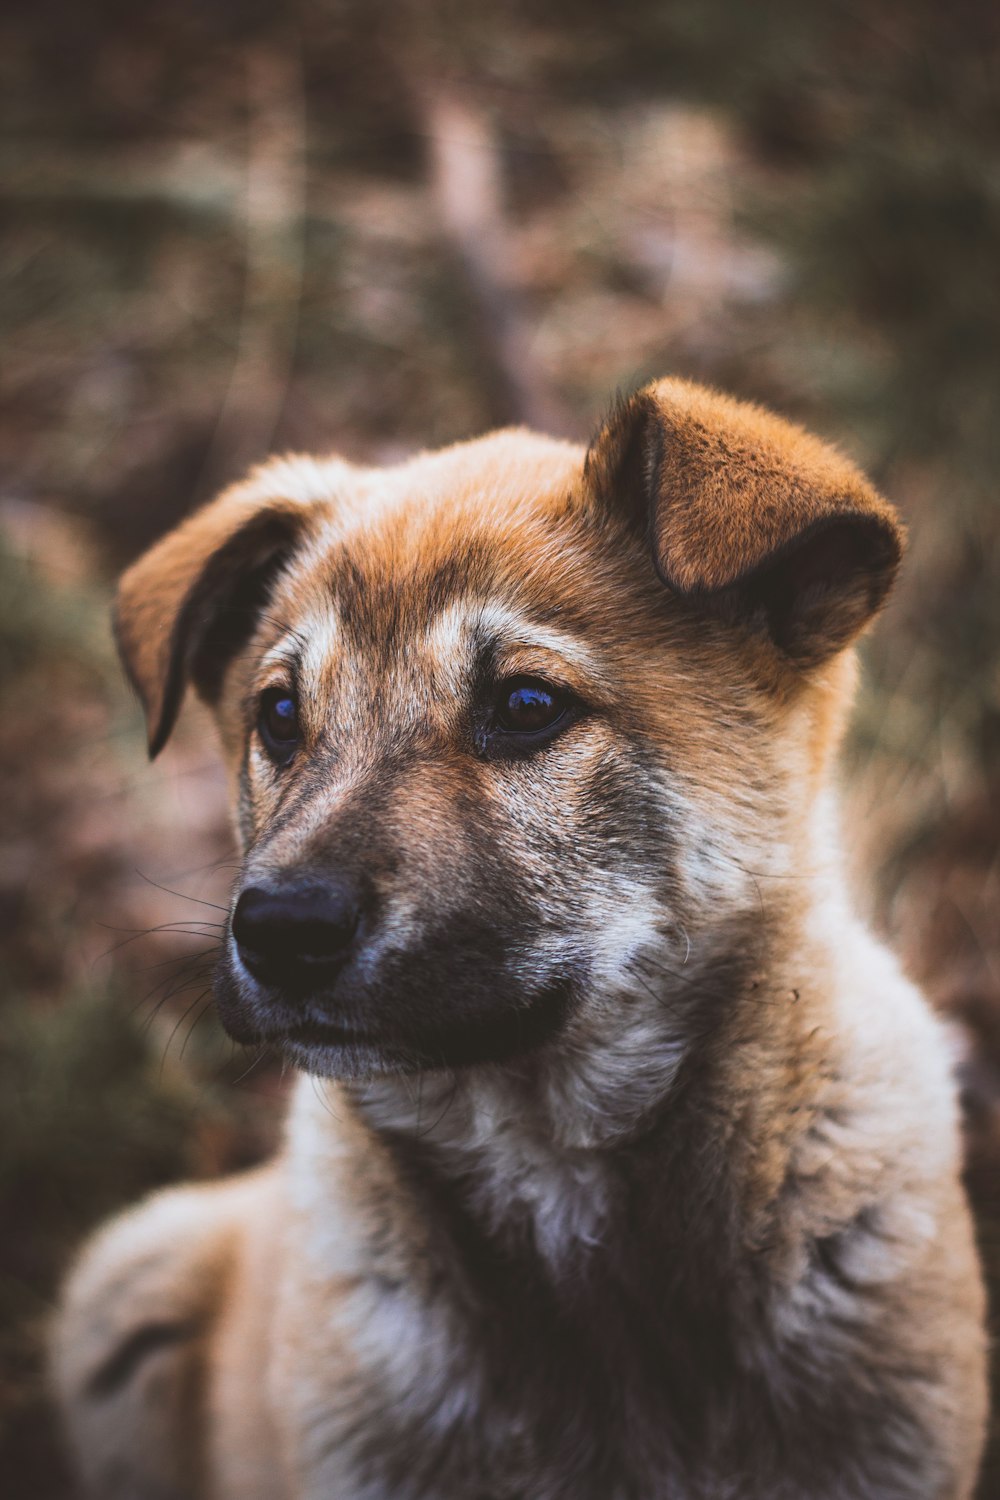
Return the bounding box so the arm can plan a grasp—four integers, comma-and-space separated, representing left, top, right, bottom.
282, 1154, 766, 1499
284, 1271, 935, 1500
280, 1117, 689, 1497
277, 1083, 940, 1500
280, 1251, 683, 1500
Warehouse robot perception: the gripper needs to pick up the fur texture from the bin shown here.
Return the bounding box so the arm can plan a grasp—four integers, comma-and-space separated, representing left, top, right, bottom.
53, 378, 986, 1498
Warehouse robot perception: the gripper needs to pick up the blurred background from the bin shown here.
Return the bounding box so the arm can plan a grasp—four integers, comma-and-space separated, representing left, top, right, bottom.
1, 1, 998, 1493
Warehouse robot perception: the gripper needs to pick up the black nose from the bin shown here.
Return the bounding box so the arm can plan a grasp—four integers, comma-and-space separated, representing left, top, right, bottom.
231, 877, 363, 990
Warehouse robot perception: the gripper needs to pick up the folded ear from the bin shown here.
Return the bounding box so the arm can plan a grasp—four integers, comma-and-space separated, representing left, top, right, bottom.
115, 462, 335, 757
585, 378, 904, 669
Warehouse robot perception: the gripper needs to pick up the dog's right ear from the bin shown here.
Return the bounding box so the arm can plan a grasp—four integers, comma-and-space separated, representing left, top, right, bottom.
115, 467, 333, 758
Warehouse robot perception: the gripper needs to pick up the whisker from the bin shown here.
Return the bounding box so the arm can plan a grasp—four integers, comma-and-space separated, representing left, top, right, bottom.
136, 945, 222, 974
179, 998, 215, 1061
133, 869, 230, 912
159, 988, 214, 1074
309, 1074, 343, 1122
417, 1076, 461, 1139
258, 611, 310, 652
231, 1047, 271, 1087
627, 965, 686, 1021
130, 957, 217, 1024
631, 953, 699, 990
95, 922, 224, 963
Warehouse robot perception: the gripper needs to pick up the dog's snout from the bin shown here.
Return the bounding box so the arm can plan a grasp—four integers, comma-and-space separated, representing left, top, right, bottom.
232, 877, 364, 989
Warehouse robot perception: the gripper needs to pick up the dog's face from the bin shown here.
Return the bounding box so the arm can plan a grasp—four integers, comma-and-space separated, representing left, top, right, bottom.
116, 380, 903, 1079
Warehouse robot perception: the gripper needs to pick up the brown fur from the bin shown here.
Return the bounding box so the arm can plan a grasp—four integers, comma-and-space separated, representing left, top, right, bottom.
53, 378, 986, 1498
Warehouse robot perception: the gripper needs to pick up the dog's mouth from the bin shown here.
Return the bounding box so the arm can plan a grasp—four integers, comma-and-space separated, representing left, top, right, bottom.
284, 1018, 369, 1048
213, 955, 578, 1077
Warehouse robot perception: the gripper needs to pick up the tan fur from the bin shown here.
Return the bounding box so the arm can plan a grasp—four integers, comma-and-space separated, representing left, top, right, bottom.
53, 379, 987, 1499
587, 379, 902, 594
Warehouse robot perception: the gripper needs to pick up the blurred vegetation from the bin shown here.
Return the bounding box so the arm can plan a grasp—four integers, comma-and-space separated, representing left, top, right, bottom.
1, 1, 998, 1494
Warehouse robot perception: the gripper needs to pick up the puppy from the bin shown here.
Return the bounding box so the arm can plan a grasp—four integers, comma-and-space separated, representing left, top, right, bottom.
53, 379, 987, 1499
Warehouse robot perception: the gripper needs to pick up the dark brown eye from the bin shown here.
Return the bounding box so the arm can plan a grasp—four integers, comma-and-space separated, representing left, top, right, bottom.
495, 678, 568, 735
258, 688, 299, 762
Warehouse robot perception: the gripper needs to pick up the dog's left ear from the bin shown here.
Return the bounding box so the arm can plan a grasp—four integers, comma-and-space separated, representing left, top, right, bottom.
585, 378, 904, 668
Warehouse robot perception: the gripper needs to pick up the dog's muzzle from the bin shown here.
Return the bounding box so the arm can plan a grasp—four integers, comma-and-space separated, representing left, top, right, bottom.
217, 866, 578, 1075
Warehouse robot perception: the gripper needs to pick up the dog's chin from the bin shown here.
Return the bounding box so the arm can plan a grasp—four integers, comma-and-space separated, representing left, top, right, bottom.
212, 963, 576, 1079
277, 1023, 434, 1081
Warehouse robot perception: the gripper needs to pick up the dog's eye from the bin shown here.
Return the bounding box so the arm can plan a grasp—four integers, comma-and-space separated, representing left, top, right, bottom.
258, 688, 299, 763
494, 678, 571, 737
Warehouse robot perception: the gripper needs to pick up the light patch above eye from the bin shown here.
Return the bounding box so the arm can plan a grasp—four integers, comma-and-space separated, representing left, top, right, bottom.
257, 602, 340, 680
424, 600, 609, 704
297, 603, 341, 686
472, 603, 601, 674
425, 601, 598, 670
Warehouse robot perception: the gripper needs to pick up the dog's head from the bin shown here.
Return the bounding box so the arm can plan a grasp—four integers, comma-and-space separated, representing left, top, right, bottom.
116, 379, 902, 1079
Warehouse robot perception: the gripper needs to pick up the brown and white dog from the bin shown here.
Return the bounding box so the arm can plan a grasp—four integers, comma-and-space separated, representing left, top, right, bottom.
53, 379, 987, 1499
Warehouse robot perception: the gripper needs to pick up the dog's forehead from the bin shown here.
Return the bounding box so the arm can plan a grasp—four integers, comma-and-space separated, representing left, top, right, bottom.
270, 430, 633, 658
